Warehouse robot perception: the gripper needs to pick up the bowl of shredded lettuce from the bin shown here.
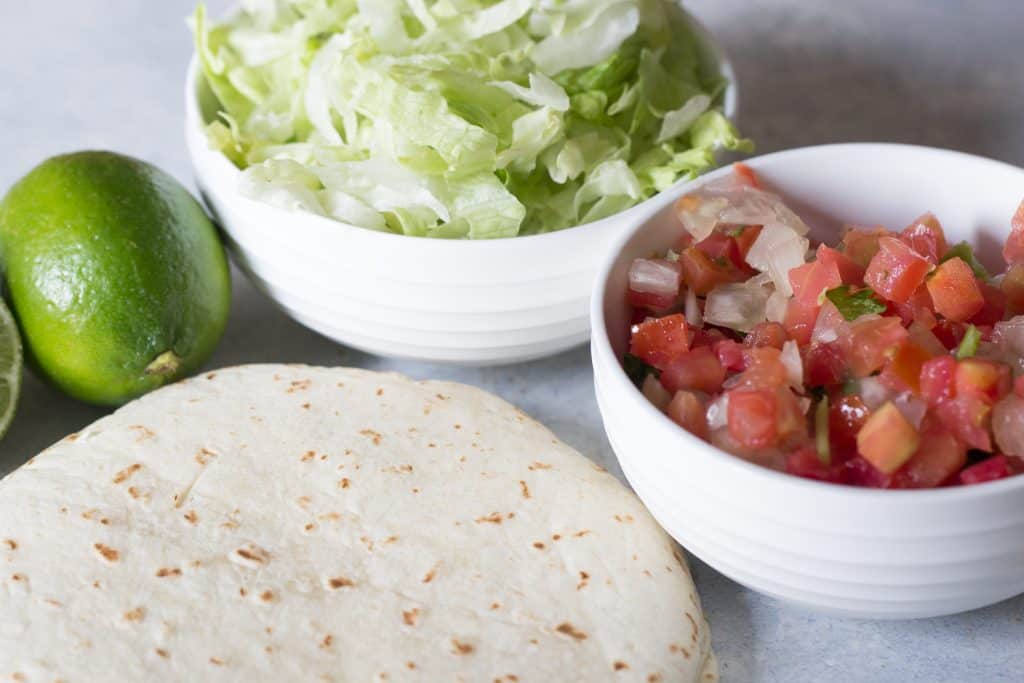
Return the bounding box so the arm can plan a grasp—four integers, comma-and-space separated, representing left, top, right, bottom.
186, 0, 745, 363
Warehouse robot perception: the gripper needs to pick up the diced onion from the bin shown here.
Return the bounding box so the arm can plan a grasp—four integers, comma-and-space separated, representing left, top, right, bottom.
744, 222, 809, 297
858, 377, 892, 410
675, 185, 810, 243
628, 258, 681, 296
893, 392, 927, 429
684, 287, 702, 327
642, 375, 673, 412
703, 283, 770, 332
706, 394, 730, 430
765, 290, 790, 324
780, 340, 804, 388
993, 395, 1024, 456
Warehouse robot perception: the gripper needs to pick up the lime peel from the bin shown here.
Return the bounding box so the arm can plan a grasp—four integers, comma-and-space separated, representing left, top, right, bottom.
0, 299, 23, 440
145, 351, 184, 378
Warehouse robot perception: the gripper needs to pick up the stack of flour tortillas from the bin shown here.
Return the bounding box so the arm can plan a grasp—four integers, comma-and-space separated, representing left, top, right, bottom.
0, 366, 716, 682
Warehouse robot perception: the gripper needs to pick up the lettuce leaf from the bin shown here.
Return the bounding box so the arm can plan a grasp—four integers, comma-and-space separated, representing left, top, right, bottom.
191, 0, 749, 239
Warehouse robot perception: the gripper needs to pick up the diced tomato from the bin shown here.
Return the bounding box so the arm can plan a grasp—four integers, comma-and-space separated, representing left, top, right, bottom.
1001, 199, 1024, 265
630, 314, 690, 369
935, 395, 992, 451
660, 347, 726, 394
900, 213, 947, 263
889, 285, 935, 326
864, 237, 932, 304
804, 342, 846, 387
842, 456, 893, 488
926, 257, 985, 323
830, 395, 870, 460
774, 389, 809, 446
678, 247, 741, 295
690, 327, 727, 348
841, 225, 889, 268
733, 225, 763, 262
856, 402, 921, 474
880, 341, 932, 394
783, 297, 820, 347
627, 258, 683, 311
713, 339, 746, 372
932, 319, 966, 350
745, 322, 788, 349
920, 355, 957, 406
816, 244, 865, 285
727, 389, 779, 449
955, 358, 1011, 404
734, 347, 788, 390
785, 447, 843, 483
790, 259, 842, 308
696, 231, 741, 265
733, 162, 761, 188
1001, 263, 1024, 315
890, 421, 966, 488
666, 391, 709, 441
1015, 375, 1024, 399
959, 455, 1012, 485
628, 290, 675, 311
969, 283, 1007, 327
846, 316, 909, 378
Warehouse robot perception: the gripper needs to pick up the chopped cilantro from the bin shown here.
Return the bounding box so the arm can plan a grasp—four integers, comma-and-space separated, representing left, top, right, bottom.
955, 324, 982, 360
942, 242, 991, 280
842, 378, 861, 396
623, 353, 659, 389
824, 285, 887, 321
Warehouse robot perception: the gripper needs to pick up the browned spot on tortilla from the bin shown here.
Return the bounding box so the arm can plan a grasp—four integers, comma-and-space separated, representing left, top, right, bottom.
328, 577, 355, 590
129, 425, 155, 441
11, 673, 25, 682
183, 510, 199, 525
435, 393, 449, 400
287, 379, 311, 393
304, 523, 317, 532
10, 573, 26, 582
574, 530, 592, 538
528, 461, 551, 470
301, 451, 316, 462
614, 514, 635, 523
122, 607, 146, 622
669, 643, 692, 659
94, 543, 120, 563
206, 372, 217, 380
156, 567, 182, 578
402, 608, 420, 626
260, 590, 275, 602
112, 463, 142, 484
552, 534, 562, 541
376, 388, 384, 396
532, 541, 545, 550
383, 535, 399, 545
239, 588, 248, 597
406, 662, 416, 670
490, 602, 501, 610
360, 429, 383, 445
127, 486, 148, 501
233, 545, 270, 566
614, 661, 630, 671
519, 481, 531, 499
195, 448, 218, 466
320, 634, 334, 649
210, 657, 225, 666
451, 639, 475, 655
555, 622, 587, 641
576, 571, 590, 590
686, 612, 699, 643
647, 675, 662, 683
3, 539, 17, 550
155, 648, 170, 659
296, 496, 312, 508
422, 566, 438, 583
65, 432, 81, 442
475, 512, 504, 525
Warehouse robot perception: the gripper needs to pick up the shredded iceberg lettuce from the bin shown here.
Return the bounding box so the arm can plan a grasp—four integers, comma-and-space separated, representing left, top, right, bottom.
191, 0, 750, 239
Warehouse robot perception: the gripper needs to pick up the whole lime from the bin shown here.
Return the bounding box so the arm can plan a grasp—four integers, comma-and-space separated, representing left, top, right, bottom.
0, 151, 231, 406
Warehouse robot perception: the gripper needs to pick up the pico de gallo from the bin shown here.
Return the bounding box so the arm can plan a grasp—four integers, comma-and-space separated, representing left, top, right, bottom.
625, 164, 1024, 488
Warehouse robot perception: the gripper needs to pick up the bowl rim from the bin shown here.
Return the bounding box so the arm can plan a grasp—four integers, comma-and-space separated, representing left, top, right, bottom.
591, 142, 1024, 502
184, 6, 739, 250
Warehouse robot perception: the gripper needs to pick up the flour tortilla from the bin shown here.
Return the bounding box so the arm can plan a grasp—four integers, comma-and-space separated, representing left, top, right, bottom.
0, 365, 715, 682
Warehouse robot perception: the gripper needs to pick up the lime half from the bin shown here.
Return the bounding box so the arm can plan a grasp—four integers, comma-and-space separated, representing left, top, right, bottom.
0, 299, 22, 440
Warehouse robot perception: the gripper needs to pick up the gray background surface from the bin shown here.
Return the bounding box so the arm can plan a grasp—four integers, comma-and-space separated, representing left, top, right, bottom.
1, 1, 1022, 681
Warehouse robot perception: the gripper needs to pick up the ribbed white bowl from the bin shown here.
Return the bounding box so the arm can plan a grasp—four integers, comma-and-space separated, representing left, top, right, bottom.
592, 144, 1024, 619
184, 10, 737, 365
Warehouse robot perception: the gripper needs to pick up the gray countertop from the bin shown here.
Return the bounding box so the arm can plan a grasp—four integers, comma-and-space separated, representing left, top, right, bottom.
1, 1, 1022, 681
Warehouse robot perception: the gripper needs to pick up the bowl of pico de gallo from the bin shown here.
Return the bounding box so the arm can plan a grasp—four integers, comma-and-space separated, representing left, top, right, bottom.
591, 143, 1024, 618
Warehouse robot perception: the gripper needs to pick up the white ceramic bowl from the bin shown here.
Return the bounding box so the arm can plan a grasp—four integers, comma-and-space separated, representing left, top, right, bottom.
184, 10, 737, 365
592, 143, 1024, 619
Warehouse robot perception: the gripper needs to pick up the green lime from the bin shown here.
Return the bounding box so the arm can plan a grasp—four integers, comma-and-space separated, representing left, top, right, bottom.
0, 151, 231, 407
0, 298, 22, 439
